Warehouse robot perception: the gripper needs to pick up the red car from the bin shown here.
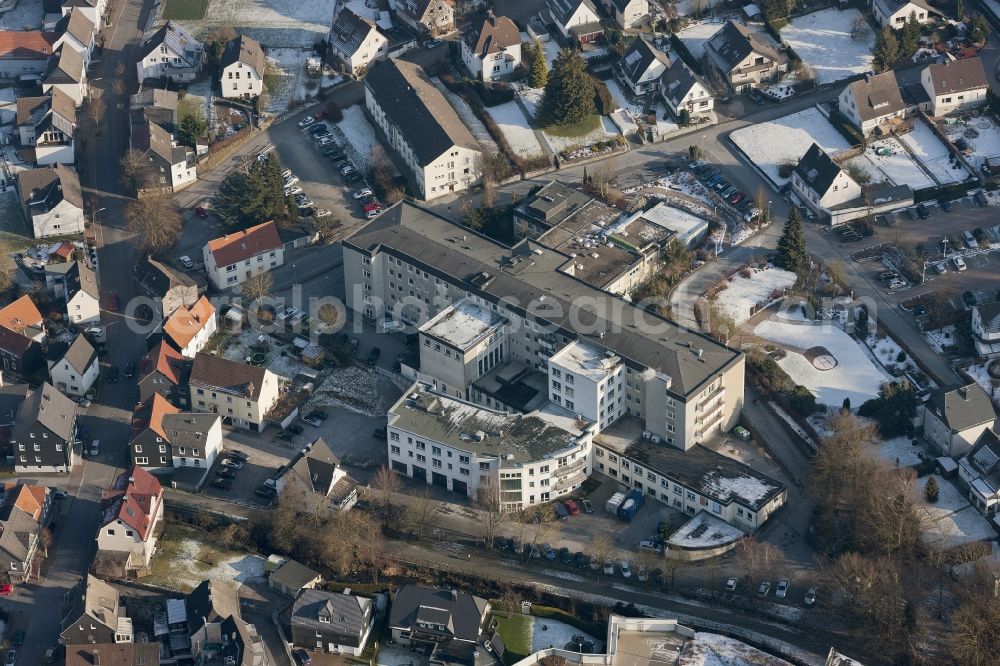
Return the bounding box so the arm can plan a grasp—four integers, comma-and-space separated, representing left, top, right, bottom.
194, 206, 208, 218
0, 583, 12, 596
108, 293, 119, 312
363, 201, 382, 213
564, 499, 580, 516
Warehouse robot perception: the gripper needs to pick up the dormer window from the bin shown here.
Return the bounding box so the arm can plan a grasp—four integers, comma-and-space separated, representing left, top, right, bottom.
319, 615, 330, 623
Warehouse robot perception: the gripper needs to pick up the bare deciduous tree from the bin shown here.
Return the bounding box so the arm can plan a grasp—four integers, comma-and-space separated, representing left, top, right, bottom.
112, 78, 127, 96
406, 490, 437, 541
240, 271, 273, 303
120, 149, 155, 193
125, 194, 182, 253
86, 97, 106, 135
591, 531, 615, 575
371, 465, 401, 518
738, 536, 784, 600
476, 474, 504, 549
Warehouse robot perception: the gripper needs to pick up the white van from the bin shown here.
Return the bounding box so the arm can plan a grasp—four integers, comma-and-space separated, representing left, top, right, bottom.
952, 256, 967, 271
963, 231, 978, 249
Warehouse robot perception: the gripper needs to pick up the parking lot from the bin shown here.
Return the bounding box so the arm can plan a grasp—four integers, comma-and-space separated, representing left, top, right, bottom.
199, 437, 293, 507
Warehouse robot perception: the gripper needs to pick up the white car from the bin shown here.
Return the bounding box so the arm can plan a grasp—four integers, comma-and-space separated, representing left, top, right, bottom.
775, 579, 789, 599
340, 165, 356, 176
725, 577, 738, 592
284, 186, 303, 196
315, 209, 332, 218
353, 188, 373, 199
179, 255, 194, 269
297, 116, 315, 128
620, 561, 632, 578
317, 136, 336, 147
602, 560, 614, 575
281, 169, 293, 179
284, 176, 299, 187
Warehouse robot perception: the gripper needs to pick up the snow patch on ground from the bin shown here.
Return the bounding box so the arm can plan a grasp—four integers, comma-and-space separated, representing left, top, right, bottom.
170, 539, 265, 590
519, 88, 619, 153
780, 8, 874, 85
964, 362, 1000, 406
753, 320, 892, 407
676, 21, 725, 61
878, 436, 925, 467
334, 104, 382, 172
865, 333, 918, 373
712, 265, 797, 326
605, 78, 642, 114
529, 616, 600, 653
429, 77, 498, 153
485, 100, 546, 157
263, 48, 312, 113
945, 117, 1000, 169
918, 477, 996, 547
899, 120, 970, 184
222, 328, 308, 380
925, 325, 957, 352
846, 137, 935, 190
310, 366, 392, 416
730, 108, 851, 186
161, 0, 336, 48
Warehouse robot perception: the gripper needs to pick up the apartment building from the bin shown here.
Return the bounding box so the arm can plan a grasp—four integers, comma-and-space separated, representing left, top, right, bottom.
548, 340, 626, 431
202, 221, 284, 290
364, 60, 481, 200
189, 353, 281, 431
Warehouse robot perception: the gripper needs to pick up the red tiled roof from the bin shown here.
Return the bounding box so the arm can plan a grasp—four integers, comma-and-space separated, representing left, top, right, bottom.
163, 296, 215, 351
206, 221, 282, 267
138, 341, 186, 385
0, 295, 44, 335
100, 465, 162, 542
1, 483, 47, 521
129, 393, 179, 444
0, 31, 57, 61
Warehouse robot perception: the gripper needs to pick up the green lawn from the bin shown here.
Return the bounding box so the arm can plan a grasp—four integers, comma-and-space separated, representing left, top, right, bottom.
494, 614, 532, 665
543, 115, 601, 138
162, 0, 209, 19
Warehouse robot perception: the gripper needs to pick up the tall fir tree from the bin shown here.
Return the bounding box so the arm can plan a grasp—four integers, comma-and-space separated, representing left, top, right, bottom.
775, 207, 808, 277
901, 12, 921, 57
529, 39, 548, 88
873, 25, 900, 72
539, 49, 595, 126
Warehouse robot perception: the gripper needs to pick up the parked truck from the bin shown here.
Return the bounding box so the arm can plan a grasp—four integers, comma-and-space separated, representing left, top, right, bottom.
619, 489, 646, 522
606, 492, 625, 515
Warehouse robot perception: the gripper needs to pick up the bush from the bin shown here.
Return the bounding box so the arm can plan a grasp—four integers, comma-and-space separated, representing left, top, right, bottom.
470, 80, 515, 107
925, 475, 939, 503
593, 79, 615, 116
789, 385, 818, 416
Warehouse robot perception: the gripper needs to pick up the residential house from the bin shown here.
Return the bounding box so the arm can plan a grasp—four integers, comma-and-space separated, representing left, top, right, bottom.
65, 644, 161, 666
704, 20, 786, 93
0, 483, 49, 582
131, 117, 197, 191
45, 257, 82, 298
42, 44, 88, 106
838, 71, 909, 136
0, 31, 58, 79
602, 0, 649, 28
186, 579, 268, 664
791, 143, 862, 219
364, 59, 481, 200
220, 34, 265, 100
162, 295, 217, 358
327, 9, 388, 76
923, 382, 999, 457
66, 259, 100, 326
60, 574, 133, 645
138, 257, 202, 321
46, 333, 99, 397
53, 8, 96, 61
871, 0, 937, 28
389, 585, 493, 659
129, 393, 179, 473
460, 13, 521, 82
291, 589, 374, 656
972, 301, 1000, 358
959, 428, 1000, 518
615, 35, 671, 98
129, 393, 223, 477
96, 465, 164, 569
268, 558, 322, 598
60, 0, 108, 26
15, 89, 76, 166
189, 353, 281, 431
11, 382, 77, 474
660, 58, 714, 121
16, 164, 85, 238
547, 0, 603, 44
130, 86, 179, 130
920, 57, 988, 116
136, 21, 204, 83
283, 438, 359, 512
135, 341, 192, 407
202, 221, 284, 290
0, 327, 44, 377
395, 0, 455, 37
0, 295, 46, 343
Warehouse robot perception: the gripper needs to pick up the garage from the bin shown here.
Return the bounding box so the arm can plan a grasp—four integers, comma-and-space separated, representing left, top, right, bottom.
452, 479, 468, 496
432, 471, 448, 488
412, 465, 426, 482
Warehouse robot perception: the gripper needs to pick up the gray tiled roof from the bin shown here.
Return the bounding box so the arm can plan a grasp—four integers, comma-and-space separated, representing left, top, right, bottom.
13, 382, 77, 443
271, 558, 321, 592
618, 35, 670, 87
927, 383, 997, 431
18, 164, 83, 210
44, 44, 84, 83
844, 71, 907, 122
292, 589, 371, 648
389, 585, 488, 642
873, 0, 934, 18
925, 57, 988, 95
706, 20, 784, 73
329, 9, 382, 58
794, 143, 845, 197
964, 428, 1000, 492
660, 58, 710, 107
364, 59, 480, 166
976, 301, 1000, 334
139, 21, 202, 66
60, 333, 97, 374
221, 34, 265, 75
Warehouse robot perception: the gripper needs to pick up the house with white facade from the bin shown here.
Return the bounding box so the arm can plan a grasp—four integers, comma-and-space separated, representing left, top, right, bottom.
460, 13, 521, 83
129, 393, 223, 479
16, 164, 84, 238
364, 59, 481, 200
96, 465, 164, 570
395, 0, 455, 37
871, 0, 937, 28
60, 575, 133, 646
132, 117, 197, 191
972, 301, 1000, 358
291, 590, 374, 657
792, 143, 862, 217
60, 0, 108, 27
838, 71, 910, 136
284, 438, 360, 512
548, 0, 603, 43
920, 57, 988, 116
923, 382, 999, 457
959, 428, 1000, 519
0, 31, 57, 79
220, 34, 264, 100
162, 295, 216, 358
47, 333, 99, 398
328, 9, 388, 76
15, 89, 76, 166
42, 44, 87, 106
136, 21, 204, 83
202, 221, 284, 290
548, 340, 626, 431
53, 8, 96, 62
189, 353, 281, 431
603, 0, 649, 28
0, 483, 50, 583
66, 260, 100, 326
615, 35, 671, 98
11, 383, 77, 474
704, 20, 786, 93
660, 58, 714, 121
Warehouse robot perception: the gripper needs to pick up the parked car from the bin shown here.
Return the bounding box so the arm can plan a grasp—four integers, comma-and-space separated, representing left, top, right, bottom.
309, 409, 328, 420
543, 543, 556, 560
602, 559, 614, 575
222, 458, 244, 470
286, 424, 304, 435
228, 450, 250, 462
281, 169, 292, 178
963, 230, 978, 249
916, 203, 929, 219
725, 577, 738, 592
581, 498, 593, 513
278, 431, 295, 442
713, 179, 731, 193
733, 426, 751, 441
217, 468, 237, 479
974, 191, 988, 207
284, 176, 299, 186
559, 547, 571, 564
5, 649, 15, 666
912, 304, 928, 316
367, 347, 381, 365
425, 39, 442, 48
554, 502, 569, 520
309, 122, 328, 135
952, 256, 967, 271
12, 631, 24, 647
372, 427, 388, 440
973, 227, 988, 244
341, 165, 357, 176
574, 552, 587, 568
107, 366, 119, 384
363, 201, 382, 213
963, 290, 978, 307
297, 116, 315, 128
775, 579, 789, 599
124, 361, 136, 378
179, 255, 195, 269
45, 648, 56, 664
729, 191, 746, 205
757, 581, 771, 597
564, 499, 580, 516
255, 485, 277, 499
301, 413, 322, 427
346, 172, 364, 184
620, 561, 632, 578
293, 648, 313, 666
804, 587, 817, 606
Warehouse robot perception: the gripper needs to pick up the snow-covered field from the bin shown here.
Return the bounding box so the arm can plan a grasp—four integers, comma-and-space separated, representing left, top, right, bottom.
0, 0, 42, 29
680, 632, 794, 666
753, 320, 892, 407
878, 436, 925, 467
730, 108, 851, 186
159, 0, 336, 48
529, 617, 600, 652
332, 104, 383, 173
519, 88, 619, 153
918, 477, 996, 547
676, 21, 725, 61
712, 265, 797, 326
925, 325, 957, 352
485, 101, 546, 157
780, 8, 874, 84
156, 538, 265, 591
309, 366, 394, 417
430, 78, 499, 153
865, 333, 918, 374
945, 118, 1000, 169
846, 138, 936, 190
263, 48, 312, 114
899, 120, 970, 184
222, 328, 307, 380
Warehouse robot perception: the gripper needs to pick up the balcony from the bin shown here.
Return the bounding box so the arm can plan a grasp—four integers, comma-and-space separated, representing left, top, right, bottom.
553, 468, 587, 492
696, 387, 725, 412
555, 456, 587, 478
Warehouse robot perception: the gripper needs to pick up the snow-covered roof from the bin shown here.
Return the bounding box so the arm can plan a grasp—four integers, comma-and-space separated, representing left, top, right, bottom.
549, 339, 622, 382
420, 298, 506, 351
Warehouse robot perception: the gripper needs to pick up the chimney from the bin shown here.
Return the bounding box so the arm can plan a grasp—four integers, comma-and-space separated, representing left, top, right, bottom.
959, 386, 969, 400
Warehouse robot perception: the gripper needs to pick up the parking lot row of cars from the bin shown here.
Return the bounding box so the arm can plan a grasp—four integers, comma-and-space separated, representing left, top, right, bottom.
296, 114, 384, 219
727, 575, 817, 607
688, 159, 762, 224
